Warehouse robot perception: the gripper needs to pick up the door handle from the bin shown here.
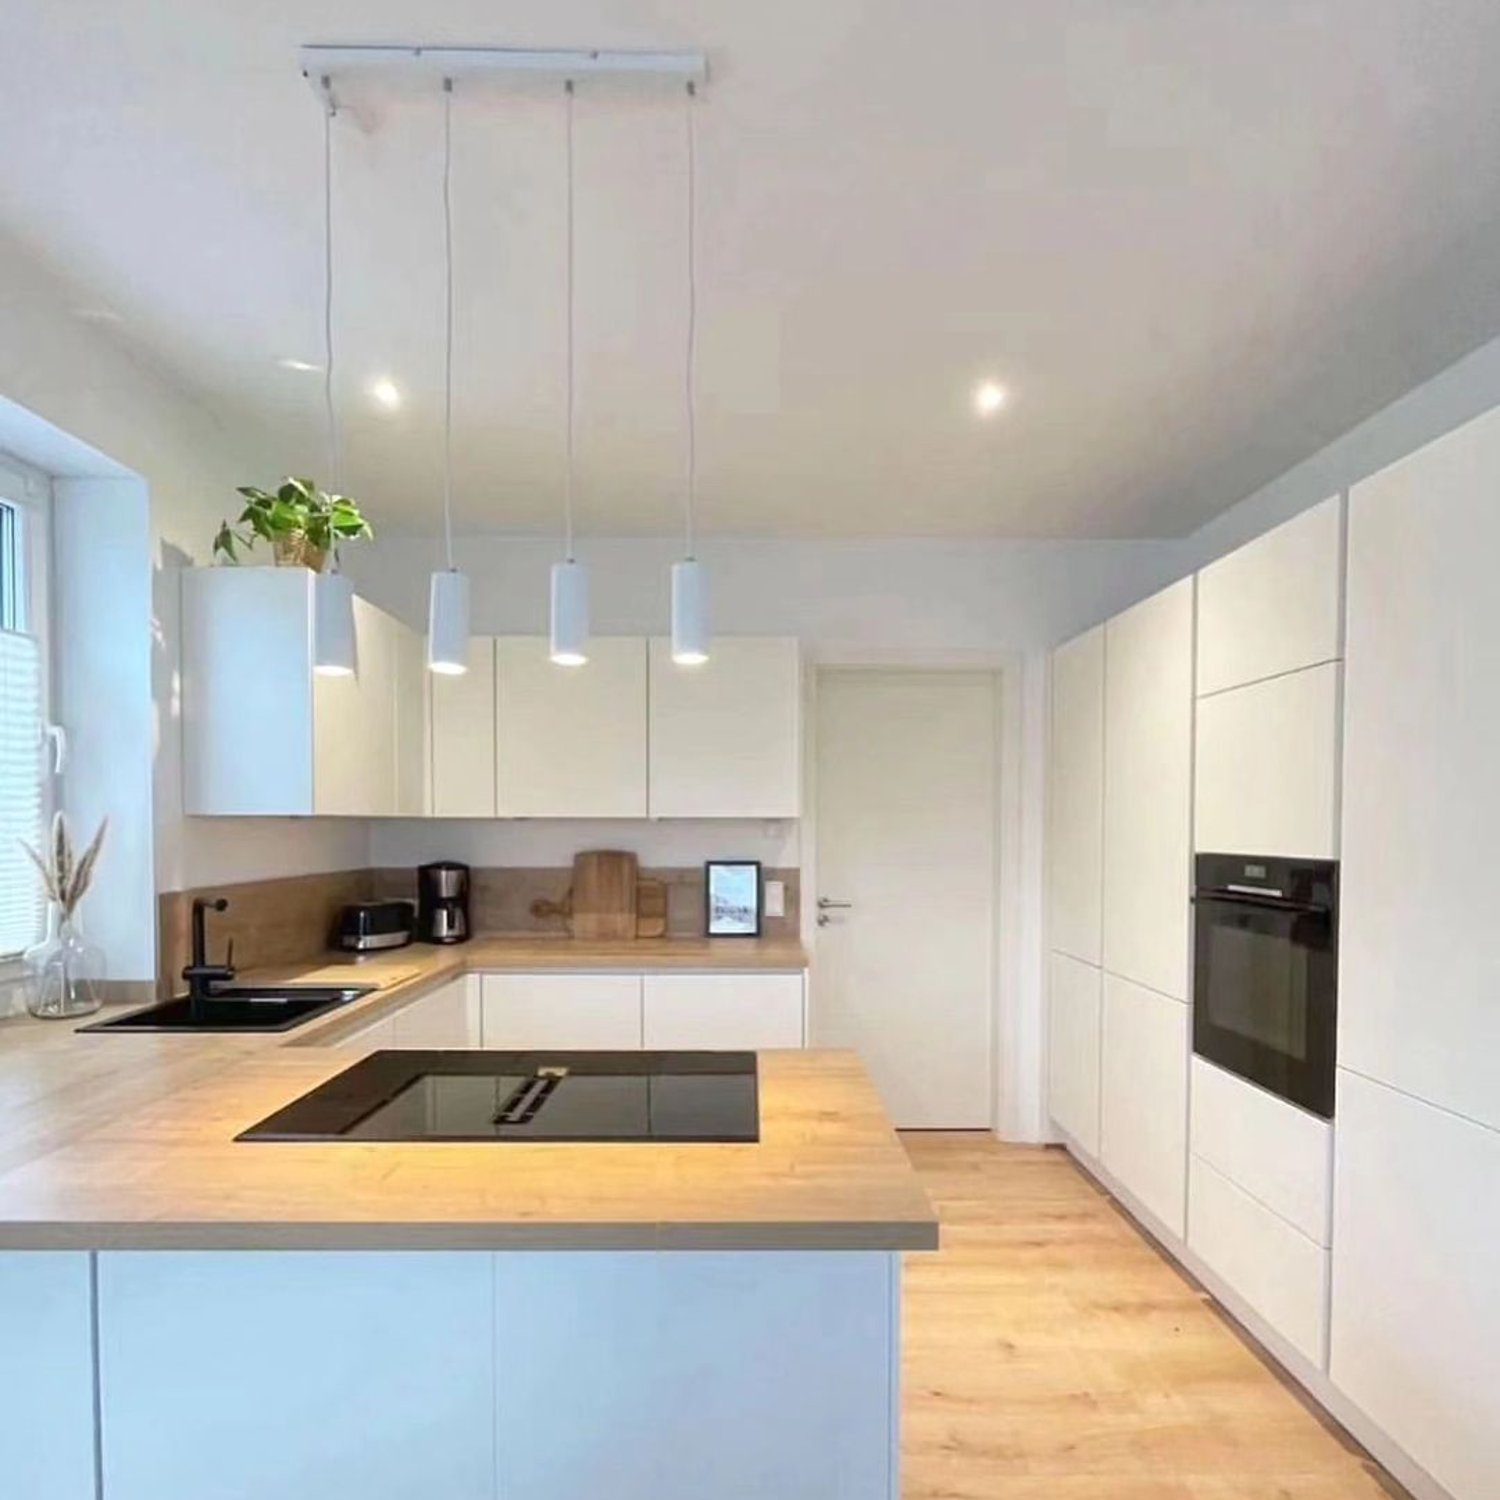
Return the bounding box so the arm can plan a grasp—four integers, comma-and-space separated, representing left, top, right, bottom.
817, 897, 853, 910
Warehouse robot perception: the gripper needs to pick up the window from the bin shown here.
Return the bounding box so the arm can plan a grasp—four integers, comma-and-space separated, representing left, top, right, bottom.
0, 475, 49, 960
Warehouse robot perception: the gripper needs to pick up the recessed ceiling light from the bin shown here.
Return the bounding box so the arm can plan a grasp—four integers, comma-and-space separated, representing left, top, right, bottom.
278, 357, 322, 373
973, 380, 1008, 417
369, 377, 402, 410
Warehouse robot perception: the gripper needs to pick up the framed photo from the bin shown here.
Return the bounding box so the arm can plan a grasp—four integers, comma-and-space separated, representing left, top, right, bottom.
705, 860, 763, 937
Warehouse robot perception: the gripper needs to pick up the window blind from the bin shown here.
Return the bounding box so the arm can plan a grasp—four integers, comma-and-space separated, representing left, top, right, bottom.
0, 628, 43, 958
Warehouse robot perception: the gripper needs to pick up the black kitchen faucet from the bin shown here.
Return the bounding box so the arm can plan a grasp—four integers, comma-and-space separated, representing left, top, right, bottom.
183, 896, 236, 1004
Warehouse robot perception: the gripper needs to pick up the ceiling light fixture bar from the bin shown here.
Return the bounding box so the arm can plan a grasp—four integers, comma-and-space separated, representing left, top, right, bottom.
302, 46, 706, 106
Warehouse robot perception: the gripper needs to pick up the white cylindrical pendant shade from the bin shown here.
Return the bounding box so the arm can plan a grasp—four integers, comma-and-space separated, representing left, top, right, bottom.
671, 558, 709, 664
549, 559, 590, 666
313, 569, 357, 677
427, 568, 471, 674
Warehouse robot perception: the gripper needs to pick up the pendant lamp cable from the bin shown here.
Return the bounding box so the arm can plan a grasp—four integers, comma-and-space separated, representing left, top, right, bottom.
683, 80, 698, 562
440, 77, 456, 573
321, 82, 341, 547
564, 79, 577, 564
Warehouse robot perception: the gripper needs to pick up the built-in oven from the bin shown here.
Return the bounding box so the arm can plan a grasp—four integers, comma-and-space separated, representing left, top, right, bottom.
1192, 853, 1338, 1118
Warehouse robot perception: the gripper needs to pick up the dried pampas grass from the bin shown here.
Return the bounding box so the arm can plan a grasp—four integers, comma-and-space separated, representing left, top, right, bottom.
21, 812, 108, 919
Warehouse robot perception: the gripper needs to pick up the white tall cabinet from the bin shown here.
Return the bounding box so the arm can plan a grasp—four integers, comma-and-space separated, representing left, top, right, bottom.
1332, 405, 1500, 1499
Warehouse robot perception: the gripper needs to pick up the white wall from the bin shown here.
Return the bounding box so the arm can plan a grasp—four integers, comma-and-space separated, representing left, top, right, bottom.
0, 228, 366, 911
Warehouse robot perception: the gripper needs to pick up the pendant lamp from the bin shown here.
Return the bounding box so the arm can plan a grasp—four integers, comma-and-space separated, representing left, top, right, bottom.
550, 80, 590, 666
671, 81, 708, 665
427, 78, 470, 675
313, 87, 358, 677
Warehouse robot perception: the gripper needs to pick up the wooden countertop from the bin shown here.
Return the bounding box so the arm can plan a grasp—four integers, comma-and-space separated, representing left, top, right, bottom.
0, 1049, 936, 1252
0, 935, 936, 1252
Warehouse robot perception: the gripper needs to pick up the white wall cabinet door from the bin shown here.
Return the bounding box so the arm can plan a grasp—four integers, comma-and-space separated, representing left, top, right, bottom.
648, 637, 801, 818
391, 977, 482, 1049
0, 1251, 96, 1500
98, 1252, 495, 1500
393, 615, 429, 816
1343, 406, 1500, 1130
642, 973, 805, 1050
1330, 1069, 1500, 1500
481, 973, 643, 1049
1048, 626, 1105, 965
1195, 493, 1343, 696
496, 636, 647, 817
182, 566, 316, 815
1100, 973, 1188, 1237
314, 596, 399, 816
1047, 952, 1102, 1157
1193, 662, 1341, 859
430, 636, 497, 818
1102, 578, 1194, 1001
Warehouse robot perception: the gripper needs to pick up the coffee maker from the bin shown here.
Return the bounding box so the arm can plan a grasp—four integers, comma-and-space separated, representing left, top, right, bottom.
416, 861, 470, 944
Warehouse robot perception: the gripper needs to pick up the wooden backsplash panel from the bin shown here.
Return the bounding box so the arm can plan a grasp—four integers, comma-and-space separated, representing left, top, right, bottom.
157, 870, 375, 993
369, 866, 801, 939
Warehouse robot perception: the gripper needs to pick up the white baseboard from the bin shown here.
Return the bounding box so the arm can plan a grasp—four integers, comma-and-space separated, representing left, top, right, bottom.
1054, 1132, 1453, 1500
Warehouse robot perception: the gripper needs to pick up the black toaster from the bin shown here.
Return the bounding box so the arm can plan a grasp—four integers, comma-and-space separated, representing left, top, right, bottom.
336, 900, 416, 953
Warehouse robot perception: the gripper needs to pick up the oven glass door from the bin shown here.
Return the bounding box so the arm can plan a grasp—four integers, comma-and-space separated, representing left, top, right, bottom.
1193, 882, 1337, 1117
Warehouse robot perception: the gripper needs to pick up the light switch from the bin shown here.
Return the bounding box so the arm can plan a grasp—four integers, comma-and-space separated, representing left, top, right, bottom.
764, 880, 785, 918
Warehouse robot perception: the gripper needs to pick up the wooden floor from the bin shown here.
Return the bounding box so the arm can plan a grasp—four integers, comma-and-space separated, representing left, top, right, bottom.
901, 1134, 1401, 1500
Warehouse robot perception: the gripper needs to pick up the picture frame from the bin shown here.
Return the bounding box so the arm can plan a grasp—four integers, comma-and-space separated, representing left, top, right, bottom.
704, 860, 763, 937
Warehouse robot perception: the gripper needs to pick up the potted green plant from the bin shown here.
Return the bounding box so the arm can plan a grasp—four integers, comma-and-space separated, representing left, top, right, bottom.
213, 478, 373, 572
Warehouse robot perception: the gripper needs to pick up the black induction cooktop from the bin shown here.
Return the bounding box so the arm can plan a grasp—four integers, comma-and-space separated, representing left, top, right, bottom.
237, 1050, 760, 1143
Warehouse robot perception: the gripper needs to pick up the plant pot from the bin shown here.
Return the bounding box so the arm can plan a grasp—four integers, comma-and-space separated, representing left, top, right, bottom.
272, 533, 328, 573
23, 908, 103, 1020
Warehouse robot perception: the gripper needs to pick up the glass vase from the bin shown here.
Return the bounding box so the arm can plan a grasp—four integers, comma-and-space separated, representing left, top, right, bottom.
23, 907, 103, 1020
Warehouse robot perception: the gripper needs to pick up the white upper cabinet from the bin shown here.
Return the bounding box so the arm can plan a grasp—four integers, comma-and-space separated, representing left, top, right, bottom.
429, 636, 497, 818
393, 618, 429, 816
1048, 626, 1105, 965
314, 595, 399, 817
1102, 578, 1194, 1001
1196, 495, 1343, 696
648, 637, 802, 818
183, 567, 417, 817
1194, 661, 1341, 858
1342, 405, 1500, 1130
496, 637, 647, 818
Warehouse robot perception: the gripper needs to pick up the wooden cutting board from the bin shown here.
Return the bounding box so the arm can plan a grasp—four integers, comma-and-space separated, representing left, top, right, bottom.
570, 851, 639, 941
635, 878, 668, 939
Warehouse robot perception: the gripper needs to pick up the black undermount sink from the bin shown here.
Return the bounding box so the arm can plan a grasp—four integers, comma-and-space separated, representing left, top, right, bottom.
80, 986, 373, 1034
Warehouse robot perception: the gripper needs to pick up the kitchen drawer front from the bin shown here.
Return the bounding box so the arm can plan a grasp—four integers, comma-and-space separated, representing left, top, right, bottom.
1189, 1057, 1331, 1244
480, 973, 644, 1050
1196, 494, 1342, 697
1047, 952, 1101, 1157
1189, 1154, 1329, 1368
390, 977, 482, 1049
642, 972, 805, 1051
1193, 662, 1341, 860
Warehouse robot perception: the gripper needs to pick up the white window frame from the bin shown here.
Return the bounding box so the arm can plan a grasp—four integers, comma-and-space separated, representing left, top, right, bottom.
0, 451, 54, 973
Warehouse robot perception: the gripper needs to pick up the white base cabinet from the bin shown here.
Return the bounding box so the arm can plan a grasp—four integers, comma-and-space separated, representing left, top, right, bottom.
1188, 1155, 1328, 1368
1100, 973, 1188, 1236
642, 973, 805, 1050
480, 973, 644, 1049
1046, 952, 1101, 1157
1330, 1069, 1500, 1500
85, 1248, 898, 1500
0, 1251, 95, 1500
390, 976, 481, 1048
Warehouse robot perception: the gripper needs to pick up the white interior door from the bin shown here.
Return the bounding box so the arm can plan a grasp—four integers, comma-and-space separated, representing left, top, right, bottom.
813, 670, 996, 1127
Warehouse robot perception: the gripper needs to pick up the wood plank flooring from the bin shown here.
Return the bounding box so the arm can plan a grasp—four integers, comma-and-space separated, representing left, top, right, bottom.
901, 1133, 1401, 1499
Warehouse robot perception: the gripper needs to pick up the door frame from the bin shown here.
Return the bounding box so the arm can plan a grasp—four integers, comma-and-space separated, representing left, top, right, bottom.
803, 649, 1045, 1141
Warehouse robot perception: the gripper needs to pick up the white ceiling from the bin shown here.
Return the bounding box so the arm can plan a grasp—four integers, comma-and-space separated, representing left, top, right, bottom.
5, 2, 1500, 539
